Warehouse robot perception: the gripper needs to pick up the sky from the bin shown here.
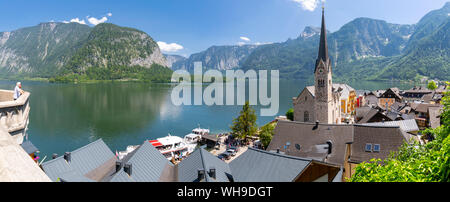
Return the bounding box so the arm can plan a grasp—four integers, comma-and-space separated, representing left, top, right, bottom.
0, 0, 448, 57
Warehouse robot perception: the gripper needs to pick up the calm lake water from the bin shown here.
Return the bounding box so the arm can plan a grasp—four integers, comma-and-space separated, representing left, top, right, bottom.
0, 79, 414, 160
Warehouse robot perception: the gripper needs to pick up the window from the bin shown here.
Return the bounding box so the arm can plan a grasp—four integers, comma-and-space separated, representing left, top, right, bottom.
318, 79, 325, 87
304, 111, 309, 122
365, 143, 372, 152
373, 144, 380, 152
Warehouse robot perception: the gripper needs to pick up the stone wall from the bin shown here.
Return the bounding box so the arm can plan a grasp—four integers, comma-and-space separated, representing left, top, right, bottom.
0, 90, 30, 144
0, 128, 51, 182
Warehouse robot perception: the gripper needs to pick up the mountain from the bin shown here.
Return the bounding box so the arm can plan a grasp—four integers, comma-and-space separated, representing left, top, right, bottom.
0, 22, 169, 81
163, 54, 186, 69
65, 23, 167, 73
0, 22, 92, 77
406, 2, 450, 51
375, 18, 450, 80
240, 3, 449, 81
171, 44, 259, 71
240, 18, 415, 80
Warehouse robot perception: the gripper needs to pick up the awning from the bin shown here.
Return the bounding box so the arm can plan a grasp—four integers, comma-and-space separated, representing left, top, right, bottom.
149, 140, 163, 147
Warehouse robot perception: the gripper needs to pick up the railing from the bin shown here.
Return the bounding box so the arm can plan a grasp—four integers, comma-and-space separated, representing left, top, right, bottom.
0, 90, 30, 145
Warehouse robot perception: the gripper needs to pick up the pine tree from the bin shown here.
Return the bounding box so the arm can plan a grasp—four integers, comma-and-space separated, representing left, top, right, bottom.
230, 101, 258, 142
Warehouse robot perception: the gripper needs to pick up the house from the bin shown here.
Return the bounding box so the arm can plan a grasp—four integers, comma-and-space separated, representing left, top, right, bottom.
343, 125, 407, 179
355, 106, 372, 122
357, 108, 393, 123
360, 119, 420, 142
378, 88, 402, 110
411, 103, 443, 129
428, 106, 444, 129
267, 121, 353, 166
229, 148, 341, 182
106, 140, 175, 182
41, 139, 117, 182
364, 91, 380, 107
402, 86, 432, 102
268, 120, 408, 180
177, 146, 233, 182
200, 134, 219, 149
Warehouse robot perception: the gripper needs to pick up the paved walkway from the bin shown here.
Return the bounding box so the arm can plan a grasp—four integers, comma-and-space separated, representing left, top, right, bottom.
209, 136, 252, 163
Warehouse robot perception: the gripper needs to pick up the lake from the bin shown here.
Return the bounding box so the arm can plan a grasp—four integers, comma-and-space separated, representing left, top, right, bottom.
0, 79, 414, 160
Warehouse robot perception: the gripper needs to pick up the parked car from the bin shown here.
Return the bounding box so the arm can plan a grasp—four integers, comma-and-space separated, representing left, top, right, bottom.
227, 146, 239, 152
217, 152, 231, 161
226, 149, 236, 156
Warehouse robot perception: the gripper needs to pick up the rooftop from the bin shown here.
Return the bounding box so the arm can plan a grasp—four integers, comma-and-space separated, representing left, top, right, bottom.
41, 139, 116, 182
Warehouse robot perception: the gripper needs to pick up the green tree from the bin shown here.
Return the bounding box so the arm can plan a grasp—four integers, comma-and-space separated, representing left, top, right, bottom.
286, 108, 294, 121
230, 101, 258, 142
259, 122, 276, 149
349, 83, 450, 182
427, 80, 438, 90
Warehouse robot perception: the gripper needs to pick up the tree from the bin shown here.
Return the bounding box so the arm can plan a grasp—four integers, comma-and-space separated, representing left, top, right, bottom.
349, 83, 450, 182
259, 122, 276, 149
286, 108, 294, 121
428, 80, 438, 90
230, 101, 258, 142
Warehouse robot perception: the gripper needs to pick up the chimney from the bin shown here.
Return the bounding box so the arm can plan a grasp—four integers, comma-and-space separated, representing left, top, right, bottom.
64, 152, 71, 162
326, 141, 333, 155
52, 153, 58, 159
209, 167, 216, 179
115, 161, 122, 173
124, 163, 132, 176
198, 169, 205, 181
276, 148, 280, 153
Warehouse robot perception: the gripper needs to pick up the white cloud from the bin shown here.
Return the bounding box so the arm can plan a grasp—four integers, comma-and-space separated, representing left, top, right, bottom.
240, 36, 251, 41
107, 13, 113, 17
88, 16, 108, 25
64, 18, 86, 25
157, 41, 184, 52
292, 0, 325, 12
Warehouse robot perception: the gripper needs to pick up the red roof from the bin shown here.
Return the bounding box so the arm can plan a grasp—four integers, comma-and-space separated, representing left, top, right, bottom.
149, 140, 163, 147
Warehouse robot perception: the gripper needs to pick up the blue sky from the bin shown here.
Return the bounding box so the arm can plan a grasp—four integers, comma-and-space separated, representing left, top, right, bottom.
0, 0, 448, 57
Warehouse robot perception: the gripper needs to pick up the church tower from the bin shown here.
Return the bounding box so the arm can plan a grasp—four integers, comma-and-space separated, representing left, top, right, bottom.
314, 6, 334, 124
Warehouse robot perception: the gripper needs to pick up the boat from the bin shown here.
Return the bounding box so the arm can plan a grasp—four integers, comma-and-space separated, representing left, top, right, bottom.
183, 133, 201, 153
191, 126, 210, 136
117, 145, 139, 160
117, 127, 211, 161
149, 134, 189, 161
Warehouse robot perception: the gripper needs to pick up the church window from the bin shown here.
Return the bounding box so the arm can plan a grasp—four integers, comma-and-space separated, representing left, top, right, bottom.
304, 111, 309, 122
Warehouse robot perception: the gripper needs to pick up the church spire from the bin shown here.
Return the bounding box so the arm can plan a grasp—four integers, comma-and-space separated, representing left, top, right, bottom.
317, 4, 329, 62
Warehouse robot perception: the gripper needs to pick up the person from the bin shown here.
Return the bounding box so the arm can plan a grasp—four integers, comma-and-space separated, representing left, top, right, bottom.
13, 82, 24, 100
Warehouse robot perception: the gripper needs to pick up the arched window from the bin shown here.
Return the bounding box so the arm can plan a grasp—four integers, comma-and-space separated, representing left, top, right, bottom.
304, 111, 309, 122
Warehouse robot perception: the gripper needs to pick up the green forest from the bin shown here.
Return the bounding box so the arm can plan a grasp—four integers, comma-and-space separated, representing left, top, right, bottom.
50, 63, 173, 83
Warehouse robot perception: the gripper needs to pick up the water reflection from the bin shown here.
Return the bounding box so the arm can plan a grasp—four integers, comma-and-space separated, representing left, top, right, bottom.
0, 79, 414, 158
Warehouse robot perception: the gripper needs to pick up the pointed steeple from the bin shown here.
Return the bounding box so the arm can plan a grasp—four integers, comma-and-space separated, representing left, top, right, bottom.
318, 5, 329, 62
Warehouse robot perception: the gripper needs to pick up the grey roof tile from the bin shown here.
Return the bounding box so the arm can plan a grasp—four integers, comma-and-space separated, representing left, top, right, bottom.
41, 139, 116, 182
177, 148, 231, 182
230, 148, 312, 182
109, 141, 172, 182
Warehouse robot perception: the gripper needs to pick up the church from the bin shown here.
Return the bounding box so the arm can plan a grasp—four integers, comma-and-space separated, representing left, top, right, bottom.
293, 7, 355, 124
